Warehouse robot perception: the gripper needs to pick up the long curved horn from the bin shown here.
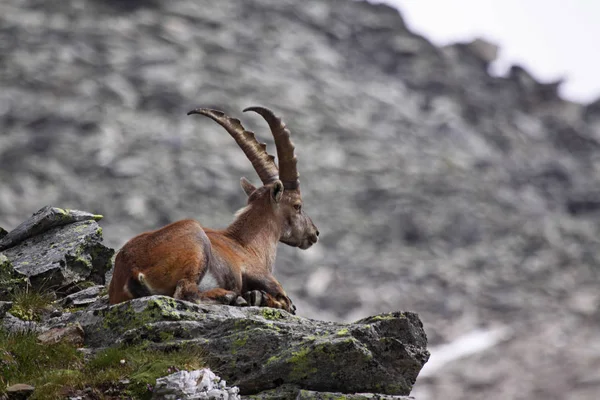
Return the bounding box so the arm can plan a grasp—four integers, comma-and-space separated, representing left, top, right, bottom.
187, 108, 279, 185
243, 106, 299, 189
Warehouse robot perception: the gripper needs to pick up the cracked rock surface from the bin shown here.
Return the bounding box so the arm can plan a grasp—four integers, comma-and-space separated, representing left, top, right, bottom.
0, 207, 113, 294
62, 296, 428, 396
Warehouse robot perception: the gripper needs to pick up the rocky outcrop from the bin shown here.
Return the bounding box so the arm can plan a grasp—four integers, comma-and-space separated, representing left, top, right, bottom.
0, 206, 104, 251
62, 296, 428, 396
0, 207, 429, 398
0, 206, 113, 295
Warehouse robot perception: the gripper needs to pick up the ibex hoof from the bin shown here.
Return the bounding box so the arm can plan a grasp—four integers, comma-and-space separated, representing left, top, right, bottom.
222, 292, 246, 306
243, 290, 267, 307
234, 295, 248, 306
280, 296, 296, 315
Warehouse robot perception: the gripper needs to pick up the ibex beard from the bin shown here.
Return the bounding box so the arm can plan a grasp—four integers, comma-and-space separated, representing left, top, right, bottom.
108, 106, 319, 314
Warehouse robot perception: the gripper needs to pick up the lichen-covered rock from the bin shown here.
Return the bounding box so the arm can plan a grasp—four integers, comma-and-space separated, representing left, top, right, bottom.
1, 312, 40, 334
152, 368, 240, 400
0, 207, 114, 294
65, 296, 429, 396
0, 206, 103, 251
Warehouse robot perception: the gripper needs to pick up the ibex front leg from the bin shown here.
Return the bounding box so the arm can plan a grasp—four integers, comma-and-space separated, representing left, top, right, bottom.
243, 274, 296, 314
173, 279, 247, 306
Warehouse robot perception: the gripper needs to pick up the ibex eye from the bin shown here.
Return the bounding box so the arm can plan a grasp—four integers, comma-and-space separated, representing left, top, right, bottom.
294, 204, 302, 212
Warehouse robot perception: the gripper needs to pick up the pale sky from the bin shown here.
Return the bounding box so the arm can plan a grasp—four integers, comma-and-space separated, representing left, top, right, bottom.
381, 0, 600, 104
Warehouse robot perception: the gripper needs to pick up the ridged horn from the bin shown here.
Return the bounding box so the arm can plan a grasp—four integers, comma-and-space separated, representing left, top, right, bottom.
243, 106, 299, 190
187, 108, 279, 185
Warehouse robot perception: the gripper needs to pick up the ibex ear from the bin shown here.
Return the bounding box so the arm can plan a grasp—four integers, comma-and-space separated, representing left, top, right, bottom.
240, 177, 257, 197
270, 180, 284, 203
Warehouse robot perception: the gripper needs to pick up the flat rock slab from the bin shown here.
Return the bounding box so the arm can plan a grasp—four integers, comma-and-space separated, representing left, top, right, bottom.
1, 218, 113, 292
6, 383, 35, 399
67, 296, 429, 396
61, 285, 105, 307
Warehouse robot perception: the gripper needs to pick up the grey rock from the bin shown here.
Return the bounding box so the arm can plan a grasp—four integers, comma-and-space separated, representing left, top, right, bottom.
1, 313, 40, 334
0, 226, 7, 240
0, 206, 103, 251
83, 294, 110, 312
62, 285, 105, 307
248, 384, 414, 399
6, 383, 35, 400
65, 296, 428, 396
0, 301, 12, 318
465, 38, 499, 64
152, 368, 240, 400
0, 211, 114, 293
37, 322, 85, 346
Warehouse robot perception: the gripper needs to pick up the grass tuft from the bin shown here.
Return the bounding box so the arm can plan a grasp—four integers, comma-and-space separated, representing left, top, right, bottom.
0, 329, 205, 399
8, 286, 55, 321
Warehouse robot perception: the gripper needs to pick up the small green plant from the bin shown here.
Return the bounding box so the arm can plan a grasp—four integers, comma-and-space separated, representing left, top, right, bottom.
0, 255, 27, 301
9, 286, 55, 321
0, 329, 205, 399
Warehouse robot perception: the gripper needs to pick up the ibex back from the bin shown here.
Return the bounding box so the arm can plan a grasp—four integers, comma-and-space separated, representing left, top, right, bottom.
108, 107, 319, 313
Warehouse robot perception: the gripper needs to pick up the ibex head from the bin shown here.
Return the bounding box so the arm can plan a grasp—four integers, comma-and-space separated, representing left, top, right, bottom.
187, 106, 319, 250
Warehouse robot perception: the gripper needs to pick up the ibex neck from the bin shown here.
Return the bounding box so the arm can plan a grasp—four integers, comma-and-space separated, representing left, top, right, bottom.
225, 205, 280, 268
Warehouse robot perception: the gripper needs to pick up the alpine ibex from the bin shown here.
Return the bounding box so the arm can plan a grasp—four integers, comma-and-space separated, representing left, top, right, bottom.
108, 107, 319, 314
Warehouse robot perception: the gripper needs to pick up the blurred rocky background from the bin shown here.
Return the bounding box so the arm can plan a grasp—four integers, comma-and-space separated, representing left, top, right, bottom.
1, 0, 600, 399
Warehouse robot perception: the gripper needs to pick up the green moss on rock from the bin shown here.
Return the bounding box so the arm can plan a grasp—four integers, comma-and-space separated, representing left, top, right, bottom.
71, 297, 428, 396
102, 297, 181, 332
288, 347, 318, 380
261, 308, 285, 320
368, 314, 397, 321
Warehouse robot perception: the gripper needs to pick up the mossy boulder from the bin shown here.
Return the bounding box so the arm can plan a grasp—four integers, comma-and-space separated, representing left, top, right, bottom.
65, 296, 429, 396
0, 206, 113, 296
